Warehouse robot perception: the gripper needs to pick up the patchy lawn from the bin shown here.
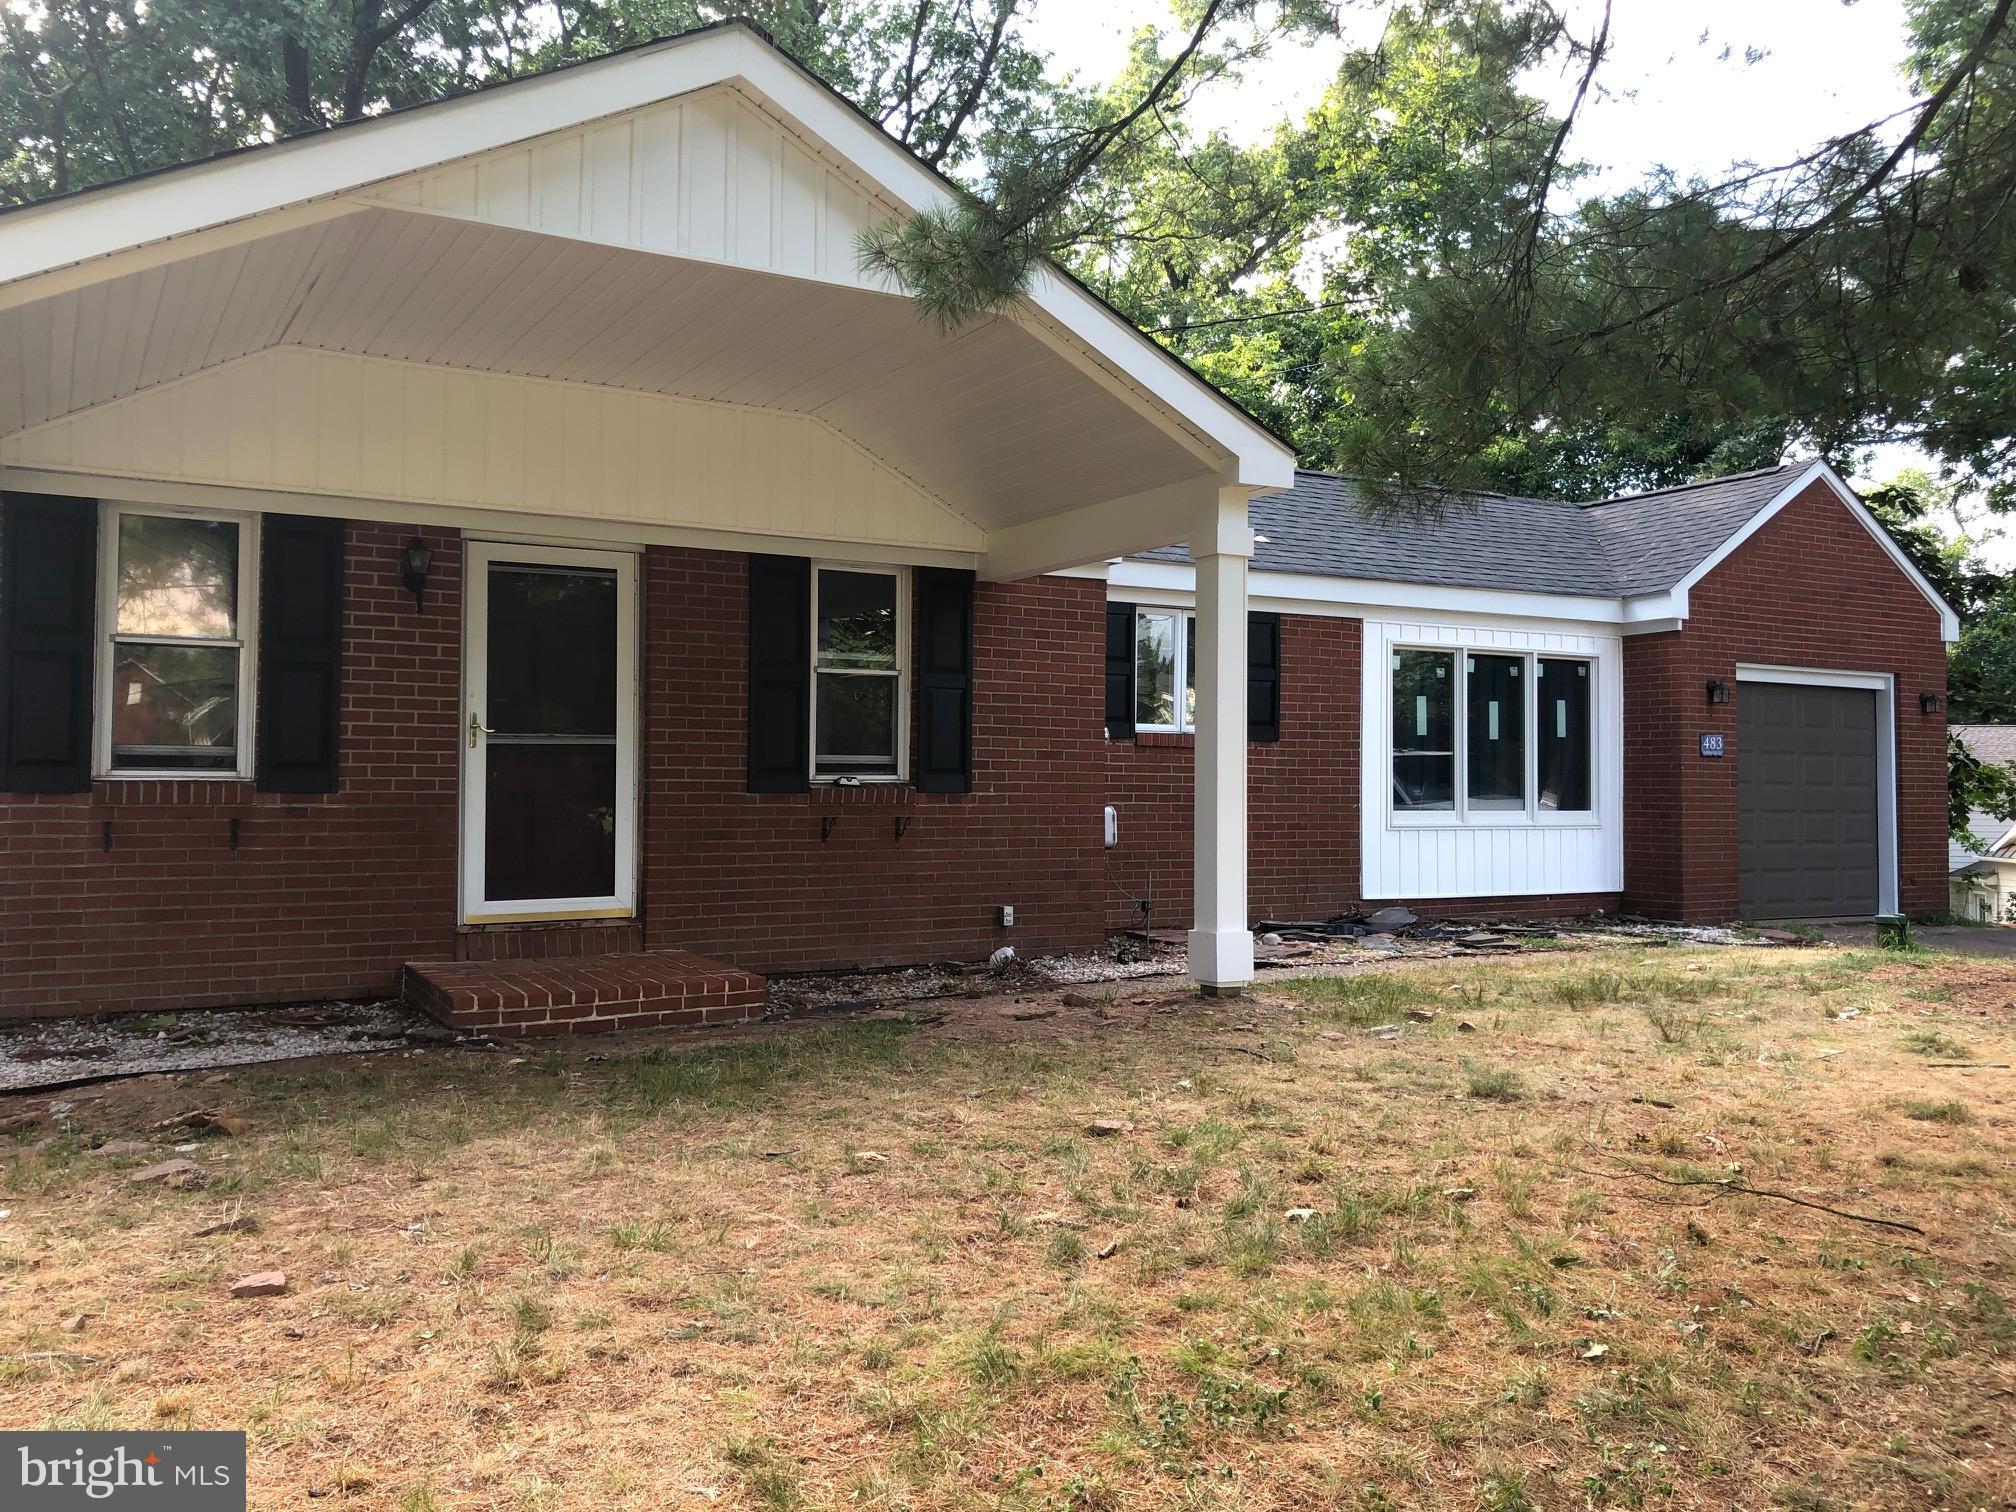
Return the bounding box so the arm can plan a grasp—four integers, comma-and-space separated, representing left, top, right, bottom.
3, 945, 2013, 1511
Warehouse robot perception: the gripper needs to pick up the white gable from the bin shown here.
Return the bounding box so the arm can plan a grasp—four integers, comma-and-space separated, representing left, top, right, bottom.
358, 85, 899, 293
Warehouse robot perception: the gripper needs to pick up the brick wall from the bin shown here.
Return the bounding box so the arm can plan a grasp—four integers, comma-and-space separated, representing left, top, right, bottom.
0, 522, 462, 1019
1104, 612, 1363, 929
1621, 478, 1949, 920
638, 549, 1110, 972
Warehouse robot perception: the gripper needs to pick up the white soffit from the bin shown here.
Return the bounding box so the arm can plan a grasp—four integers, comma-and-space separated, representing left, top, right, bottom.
0, 208, 1209, 529
0, 21, 1295, 493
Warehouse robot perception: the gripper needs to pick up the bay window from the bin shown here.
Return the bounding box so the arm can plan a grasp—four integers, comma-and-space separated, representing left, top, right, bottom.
812, 564, 906, 778
99, 505, 256, 777
1391, 645, 1594, 821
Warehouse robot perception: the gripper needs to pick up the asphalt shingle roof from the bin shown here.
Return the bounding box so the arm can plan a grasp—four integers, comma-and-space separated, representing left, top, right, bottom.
1139, 463, 1812, 598
1578, 465, 1806, 596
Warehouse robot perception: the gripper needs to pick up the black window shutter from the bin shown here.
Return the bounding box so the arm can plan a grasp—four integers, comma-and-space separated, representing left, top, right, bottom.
256, 514, 345, 793
1, 493, 96, 793
1247, 610, 1282, 743
1104, 600, 1136, 739
747, 554, 811, 793
914, 567, 974, 793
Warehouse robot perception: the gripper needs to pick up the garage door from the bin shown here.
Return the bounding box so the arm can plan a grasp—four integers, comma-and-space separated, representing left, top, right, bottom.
1738, 682, 1880, 918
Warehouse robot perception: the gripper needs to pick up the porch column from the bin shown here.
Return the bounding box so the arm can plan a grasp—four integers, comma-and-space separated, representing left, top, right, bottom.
1189, 486, 1255, 995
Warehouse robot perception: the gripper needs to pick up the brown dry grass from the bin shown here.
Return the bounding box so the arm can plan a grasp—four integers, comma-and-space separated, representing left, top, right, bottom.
3, 943, 2014, 1511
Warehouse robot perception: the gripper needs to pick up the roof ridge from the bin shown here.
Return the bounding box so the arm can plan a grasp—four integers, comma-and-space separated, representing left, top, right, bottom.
1578, 460, 1805, 510
1290, 467, 1573, 510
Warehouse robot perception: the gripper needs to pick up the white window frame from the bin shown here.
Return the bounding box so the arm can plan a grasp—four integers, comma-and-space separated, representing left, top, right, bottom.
1133, 606, 1197, 734
810, 561, 909, 783
95, 501, 260, 781
1388, 644, 1598, 828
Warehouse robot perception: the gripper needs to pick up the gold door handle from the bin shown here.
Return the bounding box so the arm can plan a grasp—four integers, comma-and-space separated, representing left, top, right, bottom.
468, 712, 495, 748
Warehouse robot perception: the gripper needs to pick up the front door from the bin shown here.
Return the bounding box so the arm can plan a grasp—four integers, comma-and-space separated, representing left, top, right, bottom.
461, 541, 637, 923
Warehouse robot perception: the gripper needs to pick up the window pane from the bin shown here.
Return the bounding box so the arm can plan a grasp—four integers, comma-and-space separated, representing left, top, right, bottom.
117, 515, 238, 638
1467, 653, 1526, 810
486, 565, 617, 736
110, 643, 238, 769
1392, 649, 1454, 811
817, 571, 898, 670
1538, 658, 1593, 811
816, 673, 897, 773
1135, 612, 1178, 727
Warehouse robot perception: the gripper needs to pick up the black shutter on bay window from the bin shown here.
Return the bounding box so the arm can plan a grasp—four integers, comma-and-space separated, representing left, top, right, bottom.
1, 493, 96, 794
1247, 610, 1281, 743
747, 553, 811, 793
256, 514, 345, 793
914, 567, 974, 793
1104, 600, 1136, 740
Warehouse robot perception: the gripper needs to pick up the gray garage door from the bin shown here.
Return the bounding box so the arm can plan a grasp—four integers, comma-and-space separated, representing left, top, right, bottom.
1738, 682, 1881, 918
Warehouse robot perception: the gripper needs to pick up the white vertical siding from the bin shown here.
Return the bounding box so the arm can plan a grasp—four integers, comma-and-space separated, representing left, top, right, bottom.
361, 85, 902, 293
1360, 615, 1625, 901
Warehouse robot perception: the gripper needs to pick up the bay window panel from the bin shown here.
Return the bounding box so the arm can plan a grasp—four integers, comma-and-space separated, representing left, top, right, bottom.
1465, 653, 1526, 810
1135, 610, 1180, 728
1392, 649, 1455, 811
1538, 657, 1593, 811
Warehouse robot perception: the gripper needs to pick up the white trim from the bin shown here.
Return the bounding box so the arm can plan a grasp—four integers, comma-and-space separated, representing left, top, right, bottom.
810, 561, 910, 783
0, 23, 1293, 492
93, 502, 259, 781
1735, 662, 1900, 917
0, 469, 980, 572
1672, 462, 1962, 642
1082, 557, 1630, 630
460, 539, 639, 924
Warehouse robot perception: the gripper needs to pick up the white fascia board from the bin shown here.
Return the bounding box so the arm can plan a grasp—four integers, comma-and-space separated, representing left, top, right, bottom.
1093, 557, 1628, 629
0, 21, 1294, 491
1673, 459, 1962, 643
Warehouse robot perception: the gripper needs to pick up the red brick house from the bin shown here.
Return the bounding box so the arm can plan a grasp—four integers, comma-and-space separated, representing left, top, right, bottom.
0, 24, 1957, 1032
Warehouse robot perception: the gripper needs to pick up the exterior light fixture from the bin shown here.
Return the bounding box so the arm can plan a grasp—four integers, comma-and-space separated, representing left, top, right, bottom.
1920, 691, 1946, 714
401, 536, 433, 611
1705, 679, 1731, 705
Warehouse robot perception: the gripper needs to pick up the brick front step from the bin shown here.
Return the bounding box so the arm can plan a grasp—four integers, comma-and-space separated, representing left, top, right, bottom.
401, 950, 767, 1037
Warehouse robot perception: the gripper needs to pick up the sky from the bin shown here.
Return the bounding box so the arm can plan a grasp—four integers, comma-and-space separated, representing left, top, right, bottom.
1022, 1, 2007, 562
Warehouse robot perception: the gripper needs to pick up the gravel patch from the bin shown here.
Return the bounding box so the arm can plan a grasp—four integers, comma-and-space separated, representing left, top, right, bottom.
0, 1001, 430, 1093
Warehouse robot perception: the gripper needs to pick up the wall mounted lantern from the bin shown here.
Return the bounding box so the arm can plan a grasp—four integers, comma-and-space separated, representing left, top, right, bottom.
401, 537, 433, 612
1705, 679, 1731, 706
1920, 691, 1946, 715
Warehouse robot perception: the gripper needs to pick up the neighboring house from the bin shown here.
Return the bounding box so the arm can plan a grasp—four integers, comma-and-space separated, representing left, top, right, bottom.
1949, 725, 2016, 922
0, 22, 1959, 1031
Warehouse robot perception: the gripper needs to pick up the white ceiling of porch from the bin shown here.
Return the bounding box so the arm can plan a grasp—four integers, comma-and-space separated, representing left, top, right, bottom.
0, 207, 1216, 530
